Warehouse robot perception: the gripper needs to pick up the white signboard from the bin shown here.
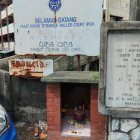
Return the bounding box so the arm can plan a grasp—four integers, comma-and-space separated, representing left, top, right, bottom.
106, 32, 140, 108
13, 0, 103, 56
9, 59, 53, 77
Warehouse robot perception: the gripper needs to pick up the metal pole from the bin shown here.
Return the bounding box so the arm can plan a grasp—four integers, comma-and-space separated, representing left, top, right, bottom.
105, 0, 110, 22
6, 0, 10, 51
77, 55, 80, 71
0, 1, 4, 50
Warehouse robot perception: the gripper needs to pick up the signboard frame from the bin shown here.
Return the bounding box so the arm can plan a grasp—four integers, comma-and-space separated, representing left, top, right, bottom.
99, 22, 140, 118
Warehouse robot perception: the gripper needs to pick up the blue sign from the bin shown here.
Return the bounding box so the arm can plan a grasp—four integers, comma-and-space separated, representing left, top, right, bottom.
49, 0, 61, 13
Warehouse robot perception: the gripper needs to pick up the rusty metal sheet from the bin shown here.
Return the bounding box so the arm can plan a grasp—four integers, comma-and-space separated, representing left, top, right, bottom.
13, 0, 103, 56
9, 59, 53, 78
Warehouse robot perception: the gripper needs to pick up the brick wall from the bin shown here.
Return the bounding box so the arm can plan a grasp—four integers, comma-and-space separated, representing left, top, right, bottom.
46, 84, 61, 140
91, 84, 107, 140
46, 83, 106, 140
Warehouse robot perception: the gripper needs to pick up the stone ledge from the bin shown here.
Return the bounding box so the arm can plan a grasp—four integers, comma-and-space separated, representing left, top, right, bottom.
41, 71, 99, 84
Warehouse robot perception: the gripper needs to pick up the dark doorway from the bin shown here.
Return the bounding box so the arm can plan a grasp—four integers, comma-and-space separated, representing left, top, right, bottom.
61, 83, 91, 137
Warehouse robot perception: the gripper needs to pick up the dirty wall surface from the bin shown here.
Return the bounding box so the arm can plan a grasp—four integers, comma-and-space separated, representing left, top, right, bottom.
11, 77, 46, 122
0, 68, 47, 122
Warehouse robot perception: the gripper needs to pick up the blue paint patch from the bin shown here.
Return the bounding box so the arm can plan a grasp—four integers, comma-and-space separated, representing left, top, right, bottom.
49, 0, 61, 13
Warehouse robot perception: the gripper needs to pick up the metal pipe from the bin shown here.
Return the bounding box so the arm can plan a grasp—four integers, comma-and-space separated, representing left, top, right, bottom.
77, 55, 80, 71
6, 0, 10, 51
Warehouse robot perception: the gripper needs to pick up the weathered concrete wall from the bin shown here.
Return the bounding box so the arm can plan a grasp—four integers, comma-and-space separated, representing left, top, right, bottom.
11, 77, 46, 122
135, 0, 140, 21
129, 0, 137, 20
109, 117, 140, 140
110, 0, 130, 20
109, 0, 140, 21
0, 70, 47, 122
129, 0, 140, 21
0, 69, 13, 112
